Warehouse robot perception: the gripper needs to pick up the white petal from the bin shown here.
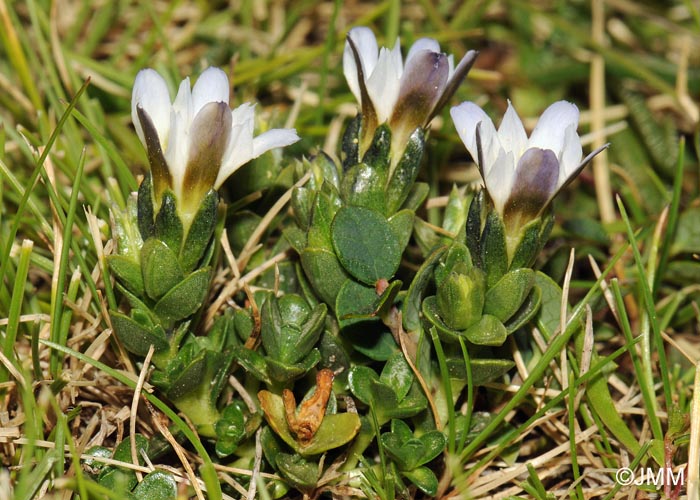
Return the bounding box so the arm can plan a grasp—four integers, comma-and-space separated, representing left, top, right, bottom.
366, 45, 402, 122
252, 129, 300, 158
192, 67, 230, 116
343, 41, 362, 104
450, 102, 500, 172
497, 101, 528, 158
215, 104, 256, 187
484, 148, 514, 215
528, 100, 579, 155
131, 69, 172, 148
558, 123, 583, 185
405, 38, 440, 65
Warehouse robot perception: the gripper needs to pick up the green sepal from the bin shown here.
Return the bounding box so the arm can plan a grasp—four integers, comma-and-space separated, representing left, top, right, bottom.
153, 267, 211, 325
130, 471, 177, 500
258, 391, 361, 456
331, 205, 401, 286
386, 128, 425, 214
484, 268, 535, 323
463, 314, 508, 346
360, 123, 391, 176
154, 191, 183, 253
107, 255, 145, 297
403, 246, 447, 332
341, 114, 362, 169
340, 163, 387, 212
480, 208, 508, 288
180, 189, 218, 273
443, 186, 469, 236
466, 190, 484, 267
110, 311, 169, 357
388, 209, 415, 253
140, 238, 184, 301
137, 173, 156, 240
300, 248, 349, 307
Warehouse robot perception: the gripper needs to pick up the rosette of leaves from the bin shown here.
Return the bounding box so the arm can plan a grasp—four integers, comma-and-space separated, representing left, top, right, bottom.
405, 190, 548, 385
83, 435, 176, 500
285, 121, 427, 323
380, 419, 446, 497
233, 293, 327, 386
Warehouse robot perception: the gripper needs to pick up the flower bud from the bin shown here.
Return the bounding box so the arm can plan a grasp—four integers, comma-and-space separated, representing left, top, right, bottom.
436, 266, 485, 331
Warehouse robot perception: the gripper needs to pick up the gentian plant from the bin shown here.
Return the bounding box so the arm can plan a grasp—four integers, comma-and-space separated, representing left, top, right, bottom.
103, 27, 611, 500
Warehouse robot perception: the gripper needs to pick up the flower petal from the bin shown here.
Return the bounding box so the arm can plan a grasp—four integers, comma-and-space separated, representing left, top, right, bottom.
405, 38, 440, 65
557, 123, 582, 185
135, 105, 172, 202
432, 50, 478, 123
192, 67, 230, 116
497, 101, 528, 158
484, 148, 514, 215
390, 50, 449, 132
366, 43, 403, 122
504, 147, 560, 221
183, 101, 232, 204
343, 27, 379, 104
528, 101, 579, 155
132, 69, 172, 148
450, 102, 500, 176
252, 128, 300, 158
216, 103, 256, 188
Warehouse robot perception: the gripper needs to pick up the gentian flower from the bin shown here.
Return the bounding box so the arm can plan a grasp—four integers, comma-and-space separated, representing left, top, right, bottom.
343, 27, 477, 163
131, 67, 299, 228
450, 100, 605, 229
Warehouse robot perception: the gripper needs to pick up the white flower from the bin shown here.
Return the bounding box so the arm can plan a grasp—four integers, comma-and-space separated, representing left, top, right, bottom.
450, 100, 604, 220
343, 27, 477, 155
131, 67, 299, 220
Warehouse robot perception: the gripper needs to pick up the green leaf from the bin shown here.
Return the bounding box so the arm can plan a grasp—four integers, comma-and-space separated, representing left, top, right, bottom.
110, 312, 169, 356
403, 246, 447, 332
131, 471, 177, 500
232, 346, 271, 384
386, 129, 425, 214
484, 268, 535, 323
275, 453, 321, 490
380, 351, 413, 402
300, 248, 349, 307
137, 173, 155, 240
107, 255, 145, 297
265, 349, 321, 383
331, 206, 401, 285
361, 123, 391, 176
341, 163, 387, 212
509, 216, 548, 270
308, 191, 337, 251
504, 285, 542, 333
387, 209, 415, 252
421, 295, 467, 344
402, 467, 438, 496
336, 279, 381, 328
258, 391, 361, 456
464, 314, 508, 346
153, 268, 211, 324
140, 238, 184, 301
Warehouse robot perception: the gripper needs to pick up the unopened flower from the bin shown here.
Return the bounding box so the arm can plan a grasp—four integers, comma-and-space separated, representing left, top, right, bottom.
132, 67, 299, 227
343, 27, 477, 160
450, 100, 605, 228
